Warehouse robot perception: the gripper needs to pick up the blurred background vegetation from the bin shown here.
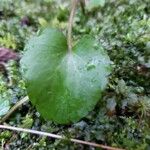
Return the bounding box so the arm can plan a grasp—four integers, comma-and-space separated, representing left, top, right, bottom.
0, 0, 150, 149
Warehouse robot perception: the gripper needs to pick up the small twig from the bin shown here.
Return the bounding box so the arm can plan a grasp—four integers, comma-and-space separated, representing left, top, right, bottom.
67, 0, 78, 53
0, 125, 125, 150
0, 96, 29, 123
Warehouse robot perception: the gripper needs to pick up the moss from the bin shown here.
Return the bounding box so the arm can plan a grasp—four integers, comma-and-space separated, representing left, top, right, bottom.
0, 0, 149, 149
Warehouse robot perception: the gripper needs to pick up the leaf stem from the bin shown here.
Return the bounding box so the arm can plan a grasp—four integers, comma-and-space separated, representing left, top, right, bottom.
80, 0, 85, 15
67, 0, 78, 53
0, 125, 125, 150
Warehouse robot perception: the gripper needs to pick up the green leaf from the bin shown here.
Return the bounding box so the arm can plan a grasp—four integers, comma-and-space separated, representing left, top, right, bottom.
0, 97, 10, 117
86, 0, 105, 10
21, 28, 111, 124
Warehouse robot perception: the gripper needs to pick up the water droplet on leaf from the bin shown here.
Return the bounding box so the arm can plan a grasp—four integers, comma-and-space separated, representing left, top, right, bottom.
86, 64, 96, 71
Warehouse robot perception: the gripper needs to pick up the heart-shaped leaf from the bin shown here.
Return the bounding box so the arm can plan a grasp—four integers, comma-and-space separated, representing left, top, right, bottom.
20, 28, 111, 124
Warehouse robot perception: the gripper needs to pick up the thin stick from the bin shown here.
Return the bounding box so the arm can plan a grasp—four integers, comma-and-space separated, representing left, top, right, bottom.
0, 96, 29, 123
0, 125, 125, 150
67, 0, 78, 53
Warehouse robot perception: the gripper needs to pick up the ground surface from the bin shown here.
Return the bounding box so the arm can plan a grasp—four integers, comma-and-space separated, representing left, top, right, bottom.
0, 0, 150, 149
